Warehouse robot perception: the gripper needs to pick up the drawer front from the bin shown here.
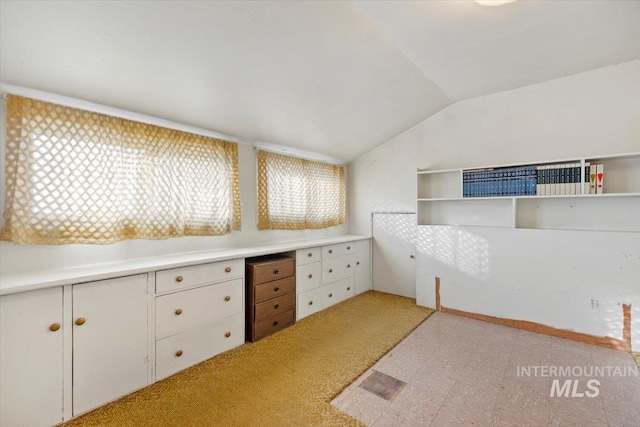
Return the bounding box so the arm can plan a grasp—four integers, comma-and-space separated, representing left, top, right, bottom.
250, 258, 295, 285
322, 255, 355, 284
156, 259, 244, 294
156, 278, 243, 338
155, 313, 244, 380
255, 292, 296, 320
322, 242, 355, 259
321, 277, 354, 310
296, 262, 321, 293
254, 276, 295, 304
296, 288, 322, 321
254, 309, 294, 341
296, 247, 321, 265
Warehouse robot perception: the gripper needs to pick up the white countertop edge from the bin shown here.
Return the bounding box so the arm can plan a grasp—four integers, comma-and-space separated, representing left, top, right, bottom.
0, 234, 371, 296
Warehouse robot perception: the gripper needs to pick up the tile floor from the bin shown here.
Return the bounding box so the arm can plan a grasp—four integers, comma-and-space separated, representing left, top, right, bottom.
331, 312, 640, 426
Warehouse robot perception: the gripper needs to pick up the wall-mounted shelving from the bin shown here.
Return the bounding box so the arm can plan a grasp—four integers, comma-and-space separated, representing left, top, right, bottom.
416, 152, 640, 232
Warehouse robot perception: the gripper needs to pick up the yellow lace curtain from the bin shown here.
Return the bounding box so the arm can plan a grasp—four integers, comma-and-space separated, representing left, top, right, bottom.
1, 95, 241, 245
257, 150, 345, 230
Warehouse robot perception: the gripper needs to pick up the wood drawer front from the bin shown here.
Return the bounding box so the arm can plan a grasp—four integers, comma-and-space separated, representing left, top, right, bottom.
255, 292, 296, 320
296, 247, 321, 265
155, 313, 244, 380
321, 277, 355, 310
322, 242, 355, 259
296, 288, 322, 321
156, 278, 243, 338
296, 262, 321, 293
321, 255, 355, 284
250, 258, 295, 285
156, 259, 244, 294
254, 276, 295, 304
254, 309, 294, 341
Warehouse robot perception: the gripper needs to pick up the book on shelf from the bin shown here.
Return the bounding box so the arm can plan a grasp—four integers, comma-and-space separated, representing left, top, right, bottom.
596, 164, 604, 194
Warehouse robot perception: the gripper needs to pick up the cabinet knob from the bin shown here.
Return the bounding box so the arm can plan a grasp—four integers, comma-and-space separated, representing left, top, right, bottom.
224, 296, 231, 302
274, 269, 279, 275
347, 246, 351, 250
75, 318, 86, 326
176, 350, 183, 357
49, 323, 61, 332
274, 304, 280, 309
329, 293, 333, 298
274, 287, 280, 292
356, 261, 360, 266
329, 269, 333, 273
175, 309, 183, 315
307, 252, 313, 257
308, 301, 313, 306
225, 332, 231, 338
176, 276, 184, 283
410, 255, 415, 259
328, 249, 333, 254
347, 264, 351, 268
347, 287, 351, 291
308, 274, 313, 279
273, 321, 279, 327
225, 267, 232, 273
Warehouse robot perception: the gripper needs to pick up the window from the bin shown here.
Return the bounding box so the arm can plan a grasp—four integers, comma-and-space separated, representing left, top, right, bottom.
257, 150, 345, 230
1, 95, 241, 244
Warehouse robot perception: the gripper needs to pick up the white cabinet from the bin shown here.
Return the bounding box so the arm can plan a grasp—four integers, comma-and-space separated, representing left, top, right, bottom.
72, 275, 149, 416
1, 287, 64, 427
354, 239, 371, 295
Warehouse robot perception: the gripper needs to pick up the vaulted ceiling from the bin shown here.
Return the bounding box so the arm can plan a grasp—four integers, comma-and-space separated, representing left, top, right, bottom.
1, 1, 638, 162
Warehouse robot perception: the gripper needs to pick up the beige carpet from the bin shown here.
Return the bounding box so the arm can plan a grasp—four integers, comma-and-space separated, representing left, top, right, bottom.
634, 352, 640, 368
64, 291, 433, 427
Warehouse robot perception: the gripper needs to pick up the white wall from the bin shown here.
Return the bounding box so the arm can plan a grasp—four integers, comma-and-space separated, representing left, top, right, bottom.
349, 60, 640, 351
0, 110, 347, 276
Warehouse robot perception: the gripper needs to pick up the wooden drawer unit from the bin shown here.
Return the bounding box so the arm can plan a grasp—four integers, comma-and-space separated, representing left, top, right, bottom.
156, 258, 244, 294
296, 247, 321, 265
296, 288, 322, 320
246, 255, 296, 342
155, 313, 244, 380
155, 278, 243, 338
322, 242, 355, 259
322, 255, 355, 284
296, 262, 322, 293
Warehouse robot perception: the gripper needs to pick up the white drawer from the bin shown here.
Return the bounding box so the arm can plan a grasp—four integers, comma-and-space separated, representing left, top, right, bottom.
296, 247, 321, 265
321, 242, 355, 259
155, 278, 243, 338
155, 313, 244, 380
296, 262, 322, 293
296, 288, 322, 321
321, 255, 355, 284
321, 277, 354, 310
156, 258, 244, 294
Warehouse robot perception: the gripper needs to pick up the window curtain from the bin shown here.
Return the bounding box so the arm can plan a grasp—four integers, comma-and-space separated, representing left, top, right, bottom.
1, 95, 241, 245
257, 150, 345, 230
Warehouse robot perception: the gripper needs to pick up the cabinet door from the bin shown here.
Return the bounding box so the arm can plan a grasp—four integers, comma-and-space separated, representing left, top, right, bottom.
73, 275, 148, 416
372, 213, 417, 298
1, 288, 64, 426
354, 239, 371, 295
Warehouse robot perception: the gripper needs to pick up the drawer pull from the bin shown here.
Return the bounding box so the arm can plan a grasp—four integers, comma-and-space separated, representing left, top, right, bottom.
308, 274, 313, 279
225, 267, 232, 273
347, 246, 351, 250
175, 309, 183, 315
225, 332, 231, 338
176, 350, 183, 357
176, 276, 184, 283
328, 249, 333, 254
224, 296, 231, 302
274, 286, 280, 292
410, 255, 415, 259
274, 304, 280, 309
274, 269, 280, 275
273, 321, 279, 327
347, 287, 351, 291
49, 323, 61, 332
329, 269, 333, 273
347, 264, 351, 268
357, 261, 360, 265
329, 293, 333, 298
75, 317, 86, 326
308, 301, 313, 306
307, 252, 313, 257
